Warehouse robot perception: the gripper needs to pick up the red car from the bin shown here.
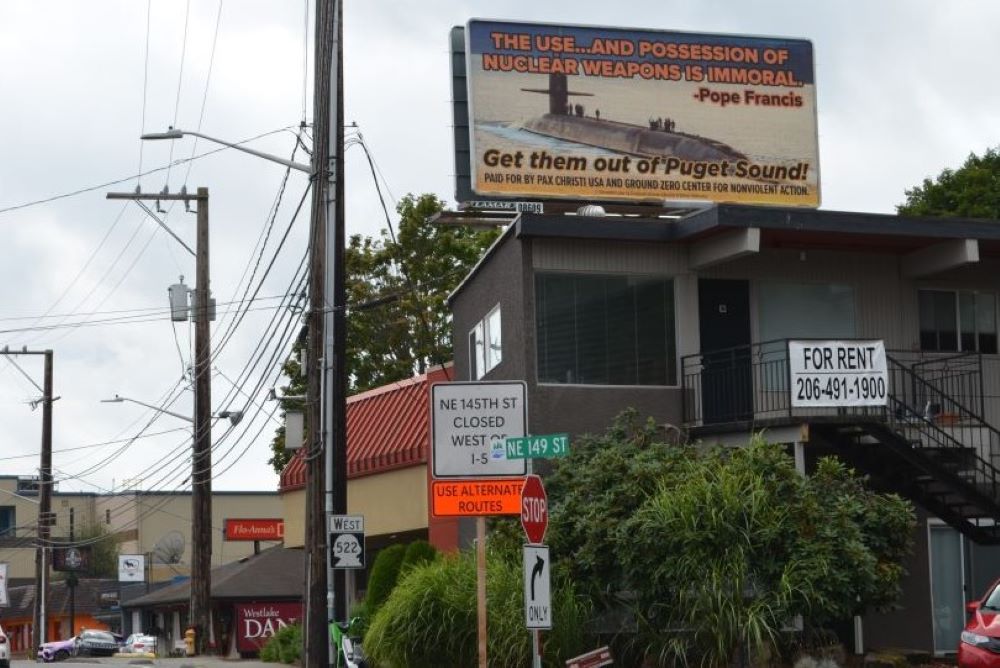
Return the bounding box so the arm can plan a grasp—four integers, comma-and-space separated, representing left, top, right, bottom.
960, 579, 1000, 666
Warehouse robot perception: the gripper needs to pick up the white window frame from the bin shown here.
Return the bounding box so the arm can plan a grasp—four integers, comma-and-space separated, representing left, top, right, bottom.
469, 303, 502, 380
918, 288, 998, 353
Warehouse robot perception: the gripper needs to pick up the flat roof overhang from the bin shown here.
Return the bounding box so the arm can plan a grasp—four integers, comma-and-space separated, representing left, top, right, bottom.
448, 204, 1000, 303
515, 204, 1000, 253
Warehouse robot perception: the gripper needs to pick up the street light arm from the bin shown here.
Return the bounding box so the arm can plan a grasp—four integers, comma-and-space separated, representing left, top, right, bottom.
141, 129, 312, 173
101, 395, 194, 423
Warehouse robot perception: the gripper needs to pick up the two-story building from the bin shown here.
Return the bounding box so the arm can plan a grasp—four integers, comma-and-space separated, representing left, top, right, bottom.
447, 202, 1000, 655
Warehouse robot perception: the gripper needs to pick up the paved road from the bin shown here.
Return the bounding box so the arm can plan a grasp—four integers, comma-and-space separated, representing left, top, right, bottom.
12, 659, 272, 668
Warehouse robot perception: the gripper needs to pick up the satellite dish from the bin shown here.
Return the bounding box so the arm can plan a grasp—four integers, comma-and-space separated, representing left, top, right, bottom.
152, 530, 186, 564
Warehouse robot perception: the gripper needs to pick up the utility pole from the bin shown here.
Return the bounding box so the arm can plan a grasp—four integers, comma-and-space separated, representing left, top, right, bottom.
326, 0, 348, 629
106, 188, 212, 654
2, 348, 54, 654
304, 0, 335, 665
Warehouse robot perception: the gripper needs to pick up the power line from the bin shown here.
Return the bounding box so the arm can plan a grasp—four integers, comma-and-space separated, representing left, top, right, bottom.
0, 127, 299, 215
182, 0, 225, 188
164, 0, 193, 186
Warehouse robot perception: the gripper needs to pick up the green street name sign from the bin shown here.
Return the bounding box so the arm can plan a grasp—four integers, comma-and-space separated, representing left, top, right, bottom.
504, 433, 570, 459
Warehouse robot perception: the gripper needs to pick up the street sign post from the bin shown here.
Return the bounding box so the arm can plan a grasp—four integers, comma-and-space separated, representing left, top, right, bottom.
431, 381, 527, 477
521, 474, 548, 545
505, 433, 569, 459
329, 515, 365, 569
523, 545, 552, 630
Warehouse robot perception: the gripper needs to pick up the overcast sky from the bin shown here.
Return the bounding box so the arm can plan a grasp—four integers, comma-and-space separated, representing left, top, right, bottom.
0, 0, 998, 501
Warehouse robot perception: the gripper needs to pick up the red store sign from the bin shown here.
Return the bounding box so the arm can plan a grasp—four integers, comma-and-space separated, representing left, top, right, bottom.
225, 518, 285, 541
235, 602, 303, 652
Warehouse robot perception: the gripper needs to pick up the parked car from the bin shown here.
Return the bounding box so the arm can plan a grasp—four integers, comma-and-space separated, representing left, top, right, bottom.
122, 633, 158, 655
74, 630, 119, 657
38, 638, 76, 662
0, 624, 10, 668
960, 578, 1000, 665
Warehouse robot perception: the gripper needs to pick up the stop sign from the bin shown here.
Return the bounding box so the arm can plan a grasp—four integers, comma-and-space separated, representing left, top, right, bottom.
521, 474, 548, 544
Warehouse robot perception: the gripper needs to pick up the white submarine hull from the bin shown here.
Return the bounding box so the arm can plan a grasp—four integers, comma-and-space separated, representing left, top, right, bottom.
521, 113, 747, 162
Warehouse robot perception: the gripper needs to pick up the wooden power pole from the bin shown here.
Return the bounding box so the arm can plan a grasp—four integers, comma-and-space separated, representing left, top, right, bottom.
107, 188, 212, 653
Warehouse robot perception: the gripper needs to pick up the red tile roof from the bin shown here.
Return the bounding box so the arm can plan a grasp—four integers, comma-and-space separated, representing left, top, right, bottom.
279, 364, 453, 492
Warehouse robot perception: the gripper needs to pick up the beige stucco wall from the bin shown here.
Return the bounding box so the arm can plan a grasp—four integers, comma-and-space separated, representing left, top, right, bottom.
0, 485, 282, 581
282, 465, 429, 549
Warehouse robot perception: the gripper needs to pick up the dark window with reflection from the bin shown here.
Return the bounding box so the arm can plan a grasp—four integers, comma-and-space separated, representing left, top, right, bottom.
535, 273, 676, 385
919, 289, 996, 354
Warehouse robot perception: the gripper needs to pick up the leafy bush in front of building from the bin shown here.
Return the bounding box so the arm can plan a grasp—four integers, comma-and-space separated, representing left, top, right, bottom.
364, 542, 590, 667
541, 410, 915, 666
364, 543, 407, 613
259, 622, 301, 664
621, 435, 915, 665
400, 539, 437, 572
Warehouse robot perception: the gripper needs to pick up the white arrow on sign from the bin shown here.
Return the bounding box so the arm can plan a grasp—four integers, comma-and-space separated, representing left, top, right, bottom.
523, 545, 551, 630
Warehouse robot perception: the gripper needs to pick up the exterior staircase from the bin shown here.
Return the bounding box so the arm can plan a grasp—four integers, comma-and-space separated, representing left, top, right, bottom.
682, 342, 1000, 543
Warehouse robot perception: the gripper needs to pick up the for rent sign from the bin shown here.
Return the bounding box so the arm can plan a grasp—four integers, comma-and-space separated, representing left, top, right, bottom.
788, 340, 888, 408
235, 602, 303, 652
464, 20, 818, 206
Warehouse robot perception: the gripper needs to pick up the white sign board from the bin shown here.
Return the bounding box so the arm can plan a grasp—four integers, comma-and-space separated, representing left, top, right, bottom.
523, 545, 552, 630
329, 515, 365, 570
431, 381, 527, 478
118, 554, 145, 583
788, 340, 888, 407
0, 562, 8, 606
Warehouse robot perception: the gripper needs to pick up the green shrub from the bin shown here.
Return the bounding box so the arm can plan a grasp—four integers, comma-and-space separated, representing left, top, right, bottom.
365, 543, 591, 667
259, 622, 301, 664
365, 543, 407, 611
400, 539, 437, 572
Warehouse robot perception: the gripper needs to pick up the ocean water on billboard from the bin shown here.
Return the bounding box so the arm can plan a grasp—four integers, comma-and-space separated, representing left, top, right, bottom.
469, 66, 818, 163
477, 121, 620, 157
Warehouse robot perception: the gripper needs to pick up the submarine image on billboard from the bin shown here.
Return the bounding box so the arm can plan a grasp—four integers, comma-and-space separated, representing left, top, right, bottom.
518, 72, 747, 163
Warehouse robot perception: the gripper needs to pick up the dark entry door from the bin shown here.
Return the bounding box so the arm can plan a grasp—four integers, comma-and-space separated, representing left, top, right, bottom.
698, 279, 752, 424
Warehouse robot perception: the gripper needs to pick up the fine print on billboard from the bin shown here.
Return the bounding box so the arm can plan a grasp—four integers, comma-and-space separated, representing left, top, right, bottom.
465, 20, 819, 207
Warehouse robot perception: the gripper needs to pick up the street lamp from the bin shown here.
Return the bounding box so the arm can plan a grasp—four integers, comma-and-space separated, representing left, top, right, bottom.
101, 394, 244, 426
143, 117, 347, 652
141, 129, 310, 173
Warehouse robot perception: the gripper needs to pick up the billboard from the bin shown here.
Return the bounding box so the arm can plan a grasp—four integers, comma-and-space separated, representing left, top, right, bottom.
464, 20, 819, 206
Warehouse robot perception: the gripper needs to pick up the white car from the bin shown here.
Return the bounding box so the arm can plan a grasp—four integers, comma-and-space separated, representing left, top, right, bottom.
0, 624, 10, 668
122, 633, 157, 655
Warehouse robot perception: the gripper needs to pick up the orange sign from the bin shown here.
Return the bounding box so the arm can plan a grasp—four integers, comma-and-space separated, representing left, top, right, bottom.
431, 478, 525, 517
225, 518, 285, 541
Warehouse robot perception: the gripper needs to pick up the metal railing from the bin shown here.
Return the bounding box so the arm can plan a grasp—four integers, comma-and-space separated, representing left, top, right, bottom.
681, 339, 1000, 504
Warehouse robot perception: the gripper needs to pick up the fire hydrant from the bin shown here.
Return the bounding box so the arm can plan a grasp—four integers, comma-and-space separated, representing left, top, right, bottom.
184, 628, 196, 657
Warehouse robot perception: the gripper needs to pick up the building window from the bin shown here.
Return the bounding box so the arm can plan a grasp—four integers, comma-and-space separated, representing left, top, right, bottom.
469, 304, 502, 380
919, 289, 997, 354
756, 282, 857, 390
0, 506, 14, 537
536, 273, 676, 385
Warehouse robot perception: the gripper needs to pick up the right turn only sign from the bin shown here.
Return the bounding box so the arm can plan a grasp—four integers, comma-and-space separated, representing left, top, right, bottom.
523, 545, 552, 629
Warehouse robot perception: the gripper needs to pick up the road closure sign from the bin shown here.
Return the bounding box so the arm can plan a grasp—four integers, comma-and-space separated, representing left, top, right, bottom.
788, 340, 887, 408
431, 381, 527, 478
